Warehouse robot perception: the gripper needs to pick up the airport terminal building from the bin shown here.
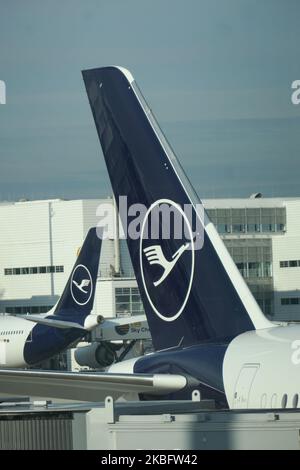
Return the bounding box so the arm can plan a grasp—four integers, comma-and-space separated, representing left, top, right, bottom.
0, 196, 299, 323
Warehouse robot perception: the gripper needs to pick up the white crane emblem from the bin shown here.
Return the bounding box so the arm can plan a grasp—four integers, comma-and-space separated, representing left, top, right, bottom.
143, 242, 190, 286
72, 279, 91, 294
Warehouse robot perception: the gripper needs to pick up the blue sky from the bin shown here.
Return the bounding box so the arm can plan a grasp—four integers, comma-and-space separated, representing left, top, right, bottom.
0, 0, 299, 200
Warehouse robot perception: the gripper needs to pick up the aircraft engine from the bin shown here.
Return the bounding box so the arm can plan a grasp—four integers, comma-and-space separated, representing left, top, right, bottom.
74, 342, 119, 368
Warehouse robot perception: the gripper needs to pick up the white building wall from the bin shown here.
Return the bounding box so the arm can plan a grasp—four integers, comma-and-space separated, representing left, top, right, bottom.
0, 200, 83, 309
92, 279, 115, 318
0, 201, 51, 303
0, 199, 85, 308
120, 240, 135, 277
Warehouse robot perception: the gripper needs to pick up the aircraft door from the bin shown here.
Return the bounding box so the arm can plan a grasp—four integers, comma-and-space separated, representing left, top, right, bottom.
232, 364, 260, 409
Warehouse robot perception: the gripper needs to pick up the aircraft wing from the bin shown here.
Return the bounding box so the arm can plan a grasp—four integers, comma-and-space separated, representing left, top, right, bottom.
0, 369, 186, 402
12, 315, 86, 330
13, 314, 147, 331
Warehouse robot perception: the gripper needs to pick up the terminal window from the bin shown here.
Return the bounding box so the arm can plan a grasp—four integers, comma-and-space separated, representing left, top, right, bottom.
280, 260, 300, 268
115, 287, 145, 317
4, 265, 64, 276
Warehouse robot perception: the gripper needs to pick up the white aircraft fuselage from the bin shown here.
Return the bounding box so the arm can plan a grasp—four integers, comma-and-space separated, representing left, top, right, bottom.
0, 315, 33, 367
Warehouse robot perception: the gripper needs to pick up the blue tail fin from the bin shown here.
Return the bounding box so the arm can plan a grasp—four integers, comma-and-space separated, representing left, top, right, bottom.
82, 67, 272, 350
54, 228, 101, 319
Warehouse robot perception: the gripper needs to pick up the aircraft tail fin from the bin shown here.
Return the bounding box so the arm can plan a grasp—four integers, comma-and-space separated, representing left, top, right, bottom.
54, 227, 101, 320
82, 66, 273, 350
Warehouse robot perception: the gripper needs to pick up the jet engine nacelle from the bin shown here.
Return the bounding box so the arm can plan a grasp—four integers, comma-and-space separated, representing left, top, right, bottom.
83, 314, 103, 331
74, 342, 117, 369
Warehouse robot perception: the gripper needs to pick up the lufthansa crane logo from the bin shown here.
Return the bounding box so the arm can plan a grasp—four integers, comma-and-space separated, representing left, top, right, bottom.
143, 243, 190, 286
72, 278, 91, 293
70, 264, 93, 306
140, 199, 195, 322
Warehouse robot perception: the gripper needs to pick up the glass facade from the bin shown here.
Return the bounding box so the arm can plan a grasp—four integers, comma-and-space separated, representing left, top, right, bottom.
206, 207, 286, 235
115, 287, 145, 317
224, 238, 274, 316
224, 239, 272, 279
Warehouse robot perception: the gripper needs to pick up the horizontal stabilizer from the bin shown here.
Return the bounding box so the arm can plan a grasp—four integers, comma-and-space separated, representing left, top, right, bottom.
12, 315, 86, 330
0, 369, 186, 402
